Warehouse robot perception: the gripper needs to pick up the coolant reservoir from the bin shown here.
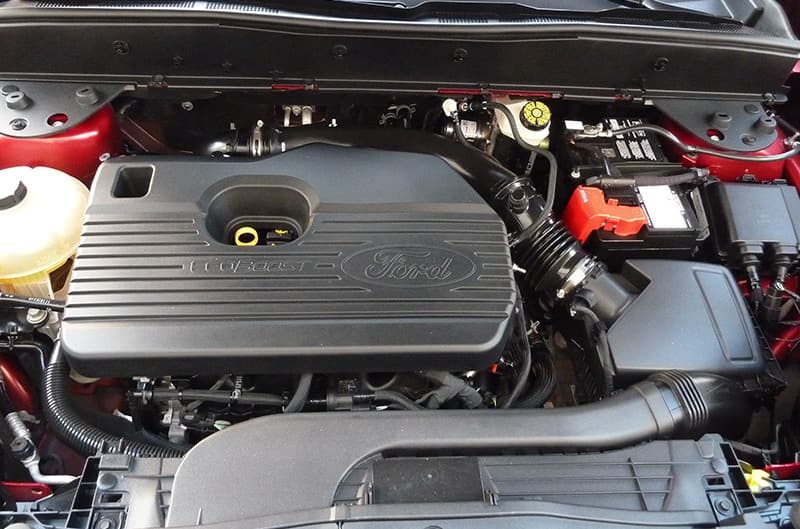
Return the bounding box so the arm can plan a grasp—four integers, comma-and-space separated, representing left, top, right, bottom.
0, 166, 88, 299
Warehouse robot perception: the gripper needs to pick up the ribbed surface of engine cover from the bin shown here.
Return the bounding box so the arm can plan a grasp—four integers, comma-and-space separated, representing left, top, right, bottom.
61, 145, 516, 375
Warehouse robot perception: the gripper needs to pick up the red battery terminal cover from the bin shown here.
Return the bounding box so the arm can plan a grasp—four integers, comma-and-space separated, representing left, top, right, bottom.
563, 186, 648, 243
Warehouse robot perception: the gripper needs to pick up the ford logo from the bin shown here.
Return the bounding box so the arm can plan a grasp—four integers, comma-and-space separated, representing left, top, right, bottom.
342, 246, 476, 287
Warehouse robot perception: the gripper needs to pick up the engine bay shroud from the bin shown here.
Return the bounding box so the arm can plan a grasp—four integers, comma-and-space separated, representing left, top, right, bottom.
61, 145, 516, 376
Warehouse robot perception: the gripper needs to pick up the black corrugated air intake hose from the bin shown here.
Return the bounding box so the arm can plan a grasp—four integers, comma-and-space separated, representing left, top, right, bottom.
43, 342, 187, 458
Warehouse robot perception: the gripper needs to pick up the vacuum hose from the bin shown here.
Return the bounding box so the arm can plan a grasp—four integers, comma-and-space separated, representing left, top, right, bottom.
43, 342, 186, 458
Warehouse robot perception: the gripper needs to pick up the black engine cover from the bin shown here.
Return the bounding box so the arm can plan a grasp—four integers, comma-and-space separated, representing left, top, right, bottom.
61, 145, 516, 376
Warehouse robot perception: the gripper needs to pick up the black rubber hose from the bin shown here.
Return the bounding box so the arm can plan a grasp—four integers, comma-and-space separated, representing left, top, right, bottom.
42, 342, 186, 458
373, 390, 425, 410
284, 373, 313, 413
515, 354, 557, 408
147, 389, 285, 407
586, 170, 705, 188
501, 302, 532, 409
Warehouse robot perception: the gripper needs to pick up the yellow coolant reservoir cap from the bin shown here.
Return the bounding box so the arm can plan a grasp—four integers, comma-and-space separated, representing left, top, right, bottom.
0, 166, 88, 297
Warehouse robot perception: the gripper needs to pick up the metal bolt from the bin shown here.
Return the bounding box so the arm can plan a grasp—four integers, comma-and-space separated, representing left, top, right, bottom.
556, 288, 566, 299
742, 134, 757, 146
26, 308, 48, 326
75, 86, 100, 106
181, 101, 194, 111
6, 91, 31, 111
1, 85, 19, 96
331, 44, 348, 59
570, 168, 582, 180
9, 118, 27, 131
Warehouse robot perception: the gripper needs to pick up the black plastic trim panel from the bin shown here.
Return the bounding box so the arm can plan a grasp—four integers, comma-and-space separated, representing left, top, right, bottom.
0, 5, 798, 99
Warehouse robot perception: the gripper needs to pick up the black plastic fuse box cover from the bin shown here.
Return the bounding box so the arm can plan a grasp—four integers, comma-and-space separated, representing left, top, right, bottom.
704, 181, 800, 264
61, 145, 516, 376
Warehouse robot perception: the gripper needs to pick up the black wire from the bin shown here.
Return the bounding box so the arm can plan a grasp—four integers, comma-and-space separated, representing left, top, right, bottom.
0, 292, 64, 312
373, 390, 425, 410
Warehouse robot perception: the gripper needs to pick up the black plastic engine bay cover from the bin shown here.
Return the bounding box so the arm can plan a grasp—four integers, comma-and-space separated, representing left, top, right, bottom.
61, 145, 516, 375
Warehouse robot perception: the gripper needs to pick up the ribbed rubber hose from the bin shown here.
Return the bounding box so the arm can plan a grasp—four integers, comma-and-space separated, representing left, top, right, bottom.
43, 342, 186, 458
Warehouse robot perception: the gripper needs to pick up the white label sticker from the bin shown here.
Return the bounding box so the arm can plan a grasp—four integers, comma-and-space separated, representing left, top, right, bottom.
638, 185, 690, 230
460, 120, 479, 139
564, 120, 584, 131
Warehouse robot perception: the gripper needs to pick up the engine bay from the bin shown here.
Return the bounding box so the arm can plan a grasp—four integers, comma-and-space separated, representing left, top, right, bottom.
5, 71, 800, 527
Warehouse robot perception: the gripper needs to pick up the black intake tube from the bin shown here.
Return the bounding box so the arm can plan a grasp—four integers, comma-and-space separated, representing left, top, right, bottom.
168, 371, 753, 521
43, 342, 186, 458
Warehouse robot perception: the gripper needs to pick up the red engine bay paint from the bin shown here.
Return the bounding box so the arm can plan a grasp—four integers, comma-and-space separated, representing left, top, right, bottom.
0, 105, 121, 185
0, 355, 35, 414
562, 186, 648, 243
662, 117, 788, 182
1, 481, 52, 502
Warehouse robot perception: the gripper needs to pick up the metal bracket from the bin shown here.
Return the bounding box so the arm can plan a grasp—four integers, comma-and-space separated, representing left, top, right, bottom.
655, 99, 778, 153
0, 81, 127, 138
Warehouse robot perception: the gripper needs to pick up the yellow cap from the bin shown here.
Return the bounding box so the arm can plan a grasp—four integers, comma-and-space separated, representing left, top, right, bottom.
520, 101, 551, 131
234, 226, 259, 246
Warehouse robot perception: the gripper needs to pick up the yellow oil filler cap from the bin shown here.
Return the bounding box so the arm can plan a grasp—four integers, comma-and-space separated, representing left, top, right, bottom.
234, 226, 259, 246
